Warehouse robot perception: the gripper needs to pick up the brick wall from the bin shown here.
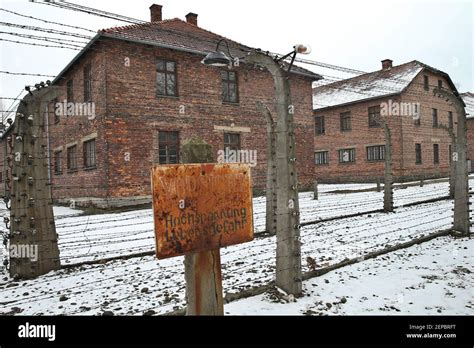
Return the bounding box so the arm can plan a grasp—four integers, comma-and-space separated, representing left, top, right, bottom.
46, 37, 315, 206
398, 70, 458, 181
313, 70, 457, 183
313, 96, 395, 183
48, 42, 109, 205
103, 38, 315, 198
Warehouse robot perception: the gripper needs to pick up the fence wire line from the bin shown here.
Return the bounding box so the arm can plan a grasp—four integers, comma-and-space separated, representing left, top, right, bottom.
0, 198, 457, 315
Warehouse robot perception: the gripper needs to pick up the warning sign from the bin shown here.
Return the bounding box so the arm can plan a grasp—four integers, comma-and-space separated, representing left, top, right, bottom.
151, 163, 254, 259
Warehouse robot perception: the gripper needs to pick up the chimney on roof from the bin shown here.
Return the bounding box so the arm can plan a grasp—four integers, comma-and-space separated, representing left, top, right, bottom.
381, 59, 393, 70
186, 12, 198, 26
150, 4, 163, 22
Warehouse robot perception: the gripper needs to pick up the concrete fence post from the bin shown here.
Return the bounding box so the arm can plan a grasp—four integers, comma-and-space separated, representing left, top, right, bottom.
452, 109, 470, 236
313, 180, 319, 200
439, 124, 456, 199
258, 103, 277, 236
449, 145, 457, 199
181, 138, 224, 315
433, 87, 470, 236
380, 117, 394, 212
9, 86, 61, 279
247, 52, 302, 296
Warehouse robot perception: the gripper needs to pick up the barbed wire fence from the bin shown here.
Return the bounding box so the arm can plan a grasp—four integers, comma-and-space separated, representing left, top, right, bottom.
0, 1, 471, 315
0, 105, 466, 314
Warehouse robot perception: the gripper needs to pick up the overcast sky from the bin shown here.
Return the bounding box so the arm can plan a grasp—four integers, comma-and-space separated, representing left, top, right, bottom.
0, 0, 472, 110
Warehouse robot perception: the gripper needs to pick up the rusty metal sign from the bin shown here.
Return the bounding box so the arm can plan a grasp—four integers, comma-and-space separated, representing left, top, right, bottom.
151, 163, 254, 259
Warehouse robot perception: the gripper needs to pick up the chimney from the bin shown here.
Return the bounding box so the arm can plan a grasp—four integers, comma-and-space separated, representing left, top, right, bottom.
150, 4, 163, 22
186, 12, 198, 26
381, 59, 393, 70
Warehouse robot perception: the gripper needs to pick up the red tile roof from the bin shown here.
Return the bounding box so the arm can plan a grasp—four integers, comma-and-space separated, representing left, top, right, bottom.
99, 18, 322, 80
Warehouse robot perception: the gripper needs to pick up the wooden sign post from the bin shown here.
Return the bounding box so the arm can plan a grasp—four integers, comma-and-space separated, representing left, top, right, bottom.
151, 138, 254, 315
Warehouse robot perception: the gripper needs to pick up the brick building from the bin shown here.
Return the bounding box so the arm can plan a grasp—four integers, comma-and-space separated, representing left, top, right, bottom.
313, 59, 462, 183
461, 92, 474, 173
43, 4, 321, 208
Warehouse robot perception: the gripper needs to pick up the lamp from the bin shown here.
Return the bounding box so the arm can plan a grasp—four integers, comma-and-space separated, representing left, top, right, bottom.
276, 44, 312, 72
294, 44, 312, 55
202, 39, 235, 67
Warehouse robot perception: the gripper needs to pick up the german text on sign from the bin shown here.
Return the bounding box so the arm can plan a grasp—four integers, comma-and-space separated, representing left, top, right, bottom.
151, 163, 254, 259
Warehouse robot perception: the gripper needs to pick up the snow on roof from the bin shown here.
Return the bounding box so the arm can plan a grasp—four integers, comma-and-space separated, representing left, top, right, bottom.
461, 92, 474, 119
313, 61, 424, 110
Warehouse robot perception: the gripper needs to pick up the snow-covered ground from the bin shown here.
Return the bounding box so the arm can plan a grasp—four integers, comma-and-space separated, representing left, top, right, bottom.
0, 201, 461, 316
225, 235, 474, 315
5, 179, 454, 265
0, 179, 470, 316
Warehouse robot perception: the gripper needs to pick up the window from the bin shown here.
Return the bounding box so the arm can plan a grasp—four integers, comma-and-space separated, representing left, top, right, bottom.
158, 131, 179, 164
448, 111, 453, 129
340, 112, 352, 132
338, 148, 356, 163
224, 133, 241, 162
432, 108, 438, 127
67, 79, 74, 103
315, 151, 329, 165
54, 151, 62, 175
156, 59, 177, 97
433, 144, 439, 164
315, 116, 325, 135
415, 143, 422, 164
413, 103, 419, 119
368, 106, 381, 128
67, 145, 78, 172
367, 145, 385, 162
423, 75, 429, 91
83, 64, 92, 102
414, 104, 421, 126
449, 144, 452, 164
83, 139, 96, 169
221, 71, 238, 103
438, 80, 443, 88
0, 171, 3, 183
